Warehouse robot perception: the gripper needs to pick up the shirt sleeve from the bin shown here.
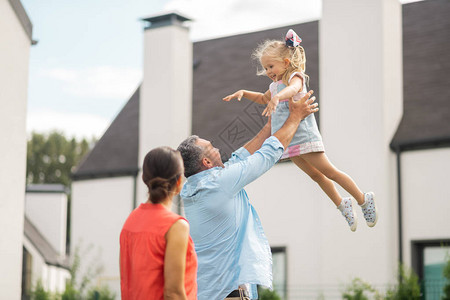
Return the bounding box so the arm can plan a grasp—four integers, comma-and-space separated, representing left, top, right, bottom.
217, 136, 284, 195
224, 147, 251, 168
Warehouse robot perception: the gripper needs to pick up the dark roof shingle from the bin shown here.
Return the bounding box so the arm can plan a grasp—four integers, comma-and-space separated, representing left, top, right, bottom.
390, 0, 450, 150
73, 87, 140, 180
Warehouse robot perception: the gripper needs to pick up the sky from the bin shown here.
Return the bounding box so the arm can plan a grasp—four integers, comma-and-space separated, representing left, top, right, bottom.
21, 0, 322, 140
21, 0, 419, 140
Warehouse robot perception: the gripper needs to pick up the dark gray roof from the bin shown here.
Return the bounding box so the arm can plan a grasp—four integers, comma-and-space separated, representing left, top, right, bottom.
26, 184, 69, 194
24, 216, 70, 270
390, 0, 450, 151
8, 0, 34, 42
192, 22, 320, 161
72, 87, 140, 180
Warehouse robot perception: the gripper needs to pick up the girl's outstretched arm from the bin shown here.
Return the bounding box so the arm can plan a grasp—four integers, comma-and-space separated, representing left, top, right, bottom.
223, 89, 271, 105
262, 76, 303, 116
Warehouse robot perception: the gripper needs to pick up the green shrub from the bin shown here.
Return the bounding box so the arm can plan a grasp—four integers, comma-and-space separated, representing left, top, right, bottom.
87, 285, 116, 300
29, 243, 115, 300
342, 278, 380, 300
30, 280, 54, 300
385, 264, 421, 300
258, 287, 282, 300
443, 254, 450, 300
61, 282, 80, 300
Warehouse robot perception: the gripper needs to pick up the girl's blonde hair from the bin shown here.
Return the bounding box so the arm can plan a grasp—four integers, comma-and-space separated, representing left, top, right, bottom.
252, 39, 309, 86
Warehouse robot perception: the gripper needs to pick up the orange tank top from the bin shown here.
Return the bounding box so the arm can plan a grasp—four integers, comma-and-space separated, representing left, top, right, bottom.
120, 203, 197, 300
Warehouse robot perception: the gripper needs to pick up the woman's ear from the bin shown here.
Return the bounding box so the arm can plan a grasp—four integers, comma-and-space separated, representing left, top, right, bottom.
175, 175, 184, 193
176, 175, 183, 187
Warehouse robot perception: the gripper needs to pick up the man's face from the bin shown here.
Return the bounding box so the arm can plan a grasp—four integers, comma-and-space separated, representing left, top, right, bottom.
196, 138, 224, 168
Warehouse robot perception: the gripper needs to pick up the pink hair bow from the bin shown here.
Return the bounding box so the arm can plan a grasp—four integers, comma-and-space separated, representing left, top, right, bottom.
285, 29, 302, 47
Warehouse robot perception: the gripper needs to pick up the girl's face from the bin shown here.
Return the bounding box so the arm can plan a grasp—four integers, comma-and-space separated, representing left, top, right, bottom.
261, 55, 289, 81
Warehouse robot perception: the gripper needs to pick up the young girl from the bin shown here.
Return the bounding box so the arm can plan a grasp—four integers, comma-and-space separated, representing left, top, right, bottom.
223, 29, 377, 231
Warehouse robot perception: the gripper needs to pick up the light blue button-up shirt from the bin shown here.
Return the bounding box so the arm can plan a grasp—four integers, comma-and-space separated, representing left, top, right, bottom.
180, 136, 284, 300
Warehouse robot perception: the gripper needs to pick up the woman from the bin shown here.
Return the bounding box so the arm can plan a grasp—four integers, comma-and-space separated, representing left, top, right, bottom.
120, 146, 197, 299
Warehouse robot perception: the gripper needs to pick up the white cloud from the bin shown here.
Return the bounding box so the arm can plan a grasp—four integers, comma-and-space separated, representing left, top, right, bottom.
27, 110, 110, 140
164, 0, 322, 41
40, 66, 142, 100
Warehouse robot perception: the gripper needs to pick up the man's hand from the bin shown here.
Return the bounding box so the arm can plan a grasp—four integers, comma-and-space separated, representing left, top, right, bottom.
273, 90, 317, 149
289, 90, 318, 120
223, 90, 244, 102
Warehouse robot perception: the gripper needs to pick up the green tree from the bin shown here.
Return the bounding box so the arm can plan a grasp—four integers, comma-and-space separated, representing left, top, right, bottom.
26, 131, 92, 187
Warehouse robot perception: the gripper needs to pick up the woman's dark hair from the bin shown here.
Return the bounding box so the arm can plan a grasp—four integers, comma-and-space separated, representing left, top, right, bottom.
142, 146, 184, 204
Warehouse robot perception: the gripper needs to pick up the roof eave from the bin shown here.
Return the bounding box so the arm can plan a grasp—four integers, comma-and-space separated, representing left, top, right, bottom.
72, 168, 139, 181
389, 136, 450, 152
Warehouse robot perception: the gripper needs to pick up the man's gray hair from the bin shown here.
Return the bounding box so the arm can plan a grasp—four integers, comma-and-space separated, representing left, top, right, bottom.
177, 135, 204, 178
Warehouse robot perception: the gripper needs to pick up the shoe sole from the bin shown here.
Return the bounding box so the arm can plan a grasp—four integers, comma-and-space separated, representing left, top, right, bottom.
366, 192, 378, 227
350, 198, 358, 232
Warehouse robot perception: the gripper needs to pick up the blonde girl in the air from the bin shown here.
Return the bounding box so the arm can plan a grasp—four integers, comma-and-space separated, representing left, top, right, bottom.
223, 29, 377, 231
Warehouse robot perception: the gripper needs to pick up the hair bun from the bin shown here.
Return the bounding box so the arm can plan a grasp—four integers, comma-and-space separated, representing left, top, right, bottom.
142, 146, 183, 204
148, 177, 170, 190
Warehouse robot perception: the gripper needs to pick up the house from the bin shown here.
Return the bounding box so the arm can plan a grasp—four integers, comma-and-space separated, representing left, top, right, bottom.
72, 0, 450, 298
0, 0, 34, 298
23, 184, 71, 298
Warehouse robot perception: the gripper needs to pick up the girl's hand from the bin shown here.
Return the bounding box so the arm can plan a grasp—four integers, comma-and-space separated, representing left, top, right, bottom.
262, 96, 280, 117
223, 90, 244, 102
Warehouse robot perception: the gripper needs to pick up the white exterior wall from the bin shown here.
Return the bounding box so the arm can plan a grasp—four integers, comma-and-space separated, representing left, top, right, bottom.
402, 148, 450, 265
23, 237, 70, 294
71, 176, 135, 297
25, 192, 68, 256
246, 164, 326, 296
319, 0, 402, 289
138, 21, 193, 204
0, 0, 31, 298
240, 0, 403, 298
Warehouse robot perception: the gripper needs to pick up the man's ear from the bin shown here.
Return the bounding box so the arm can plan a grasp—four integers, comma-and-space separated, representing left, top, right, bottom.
202, 157, 211, 168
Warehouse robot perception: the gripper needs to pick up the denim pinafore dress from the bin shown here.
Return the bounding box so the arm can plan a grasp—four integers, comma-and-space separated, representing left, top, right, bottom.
270, 72, 324, 160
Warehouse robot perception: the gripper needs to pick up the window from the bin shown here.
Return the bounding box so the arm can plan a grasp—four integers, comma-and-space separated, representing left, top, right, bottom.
272, 246, 287, 299
412, 240, 450, 299
21, 247, 32, 300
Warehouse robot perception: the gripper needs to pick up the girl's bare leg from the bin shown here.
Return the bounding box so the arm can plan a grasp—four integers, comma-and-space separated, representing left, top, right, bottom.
291, 156, 342, 206
301, 152, 365, 205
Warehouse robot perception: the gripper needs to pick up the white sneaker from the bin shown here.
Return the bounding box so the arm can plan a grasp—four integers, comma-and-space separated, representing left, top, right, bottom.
361, 192, 378, 227
337, 197, 357, 232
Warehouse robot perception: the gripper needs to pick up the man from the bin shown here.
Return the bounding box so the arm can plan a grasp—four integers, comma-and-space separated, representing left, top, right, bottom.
177, 91, 317, 300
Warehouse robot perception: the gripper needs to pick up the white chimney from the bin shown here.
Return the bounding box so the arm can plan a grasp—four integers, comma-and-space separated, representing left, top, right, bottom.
138, 12, 193, 205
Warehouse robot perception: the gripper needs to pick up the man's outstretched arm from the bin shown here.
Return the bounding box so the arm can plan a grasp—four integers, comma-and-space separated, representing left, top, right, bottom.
243, 118, 272, 155
219, 91, 318, 195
